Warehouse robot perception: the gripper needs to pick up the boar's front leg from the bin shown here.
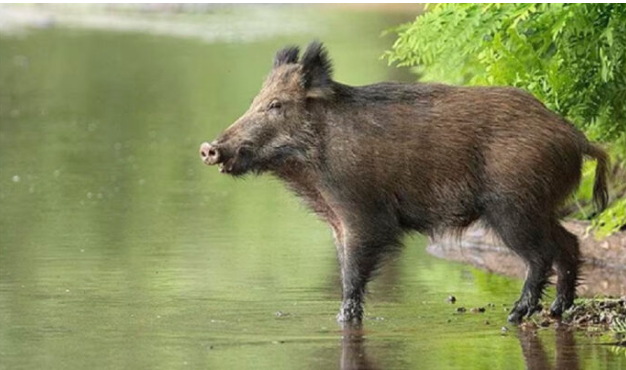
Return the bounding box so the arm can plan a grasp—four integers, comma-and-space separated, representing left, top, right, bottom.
335, 217, 400, 325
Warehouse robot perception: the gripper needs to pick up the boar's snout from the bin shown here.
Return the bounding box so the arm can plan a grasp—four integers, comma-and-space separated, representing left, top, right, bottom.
199, 142, 221, 165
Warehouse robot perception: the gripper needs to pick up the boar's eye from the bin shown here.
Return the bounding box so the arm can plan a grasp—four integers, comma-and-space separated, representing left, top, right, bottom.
268, 101, 282, 110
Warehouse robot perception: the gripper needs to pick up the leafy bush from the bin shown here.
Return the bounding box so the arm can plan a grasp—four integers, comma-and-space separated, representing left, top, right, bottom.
385, 4, 625, 142
385, 4, 626, 234
592, 198, 626, 237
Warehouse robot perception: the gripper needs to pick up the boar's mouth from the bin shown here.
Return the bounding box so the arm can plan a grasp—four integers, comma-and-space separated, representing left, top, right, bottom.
216, 144, 255, 176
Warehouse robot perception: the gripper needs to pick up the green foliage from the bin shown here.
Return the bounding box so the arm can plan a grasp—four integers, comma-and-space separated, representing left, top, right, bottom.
593, 198, 626, 237
612, 316, 626, 336
385, 4, 626, 143
611, 317, 626, 351
385, 4, 626, 235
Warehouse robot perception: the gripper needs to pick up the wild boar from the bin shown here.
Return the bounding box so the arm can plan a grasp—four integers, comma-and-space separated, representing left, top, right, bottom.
199, 41, 609, 324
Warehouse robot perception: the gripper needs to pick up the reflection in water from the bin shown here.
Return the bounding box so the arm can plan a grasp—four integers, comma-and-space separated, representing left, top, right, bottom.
340, 325, 377, 370
338, 323, 583, 370
518, 326, 579, 370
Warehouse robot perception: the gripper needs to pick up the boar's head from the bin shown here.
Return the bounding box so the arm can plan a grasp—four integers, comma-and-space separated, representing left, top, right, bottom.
199, 41, 333, 176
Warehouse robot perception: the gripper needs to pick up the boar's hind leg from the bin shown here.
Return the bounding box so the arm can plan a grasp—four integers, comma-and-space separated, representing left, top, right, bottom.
486, 205, 556, 323
549, 223, 580, 317
336, 226, 399, 325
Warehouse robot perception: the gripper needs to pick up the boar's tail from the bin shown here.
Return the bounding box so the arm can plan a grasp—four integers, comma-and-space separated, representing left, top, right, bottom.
583, 142, 609, 212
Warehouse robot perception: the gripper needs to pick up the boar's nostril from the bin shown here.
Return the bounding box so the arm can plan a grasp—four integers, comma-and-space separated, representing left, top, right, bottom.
199, 142, 220, 165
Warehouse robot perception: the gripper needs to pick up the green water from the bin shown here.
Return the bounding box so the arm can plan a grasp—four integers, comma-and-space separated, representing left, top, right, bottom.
0, 6, 623, 370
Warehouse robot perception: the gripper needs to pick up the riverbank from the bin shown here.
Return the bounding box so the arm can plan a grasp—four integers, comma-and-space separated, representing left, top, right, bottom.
427, 220, 626, 297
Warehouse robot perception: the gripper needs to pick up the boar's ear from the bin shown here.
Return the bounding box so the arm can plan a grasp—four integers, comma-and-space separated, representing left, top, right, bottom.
274, 46, 300, 68
301, 41, 333, 98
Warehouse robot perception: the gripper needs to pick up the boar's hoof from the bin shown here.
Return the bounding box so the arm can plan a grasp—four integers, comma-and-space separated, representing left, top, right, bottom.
337, 298, 364, 324
549, 297, 574, 318
507, 301, 541, 324
507, 310, 525, 324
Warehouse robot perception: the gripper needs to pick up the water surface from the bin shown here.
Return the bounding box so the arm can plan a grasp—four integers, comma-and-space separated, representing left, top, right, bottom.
1, 6, 624, 370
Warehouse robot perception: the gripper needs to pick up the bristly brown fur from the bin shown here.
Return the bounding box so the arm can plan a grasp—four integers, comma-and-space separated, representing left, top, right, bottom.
205, 41, 610, 325
274, 45, 300, 67
301, 41, 333, 91
584, 142, 609, 212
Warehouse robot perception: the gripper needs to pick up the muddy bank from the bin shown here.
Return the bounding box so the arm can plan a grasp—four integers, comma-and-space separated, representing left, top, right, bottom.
427, 220, 626, 297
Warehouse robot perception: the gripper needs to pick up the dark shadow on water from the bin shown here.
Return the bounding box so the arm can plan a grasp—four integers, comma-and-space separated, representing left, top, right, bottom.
517, 326, 579, 370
